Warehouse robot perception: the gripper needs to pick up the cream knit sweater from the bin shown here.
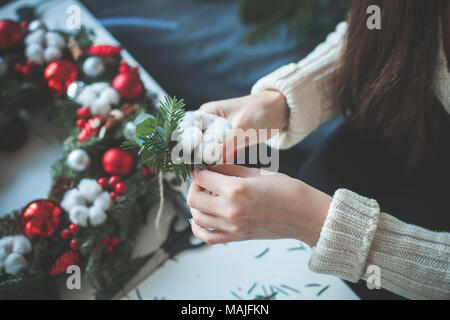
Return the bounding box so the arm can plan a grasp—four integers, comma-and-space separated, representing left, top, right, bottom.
251, 22, 450, 300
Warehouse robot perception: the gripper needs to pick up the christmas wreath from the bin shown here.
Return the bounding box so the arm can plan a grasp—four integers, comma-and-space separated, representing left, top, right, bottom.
0, 6, 204, 299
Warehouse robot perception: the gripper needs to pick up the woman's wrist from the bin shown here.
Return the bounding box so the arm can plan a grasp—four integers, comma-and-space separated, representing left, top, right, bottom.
291, 179, 332, 246
256, 89, 289, 131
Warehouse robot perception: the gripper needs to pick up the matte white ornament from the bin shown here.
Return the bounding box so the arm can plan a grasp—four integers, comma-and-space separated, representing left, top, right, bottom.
67, 149, 90, 172
61, 189, 85, 212
25, 29, 45, 46
92, 191, 112, 210
45, 32, 65, 49
75, 83, 120, 116
89, 206, 107, 226
82, 56, 105, 78
69, 205, 90, 227
77, 179, 102, 203
0, 57, 8, 77
124, 122, 136, 140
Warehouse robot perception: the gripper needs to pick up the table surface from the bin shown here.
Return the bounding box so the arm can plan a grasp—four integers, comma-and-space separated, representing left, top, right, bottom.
0, 0, 358, 300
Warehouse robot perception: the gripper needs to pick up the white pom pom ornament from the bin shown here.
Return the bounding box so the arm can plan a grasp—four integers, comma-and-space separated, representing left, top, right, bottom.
75, 82, 120, 116
0, 235, 32, 275
24, 27, 65, 65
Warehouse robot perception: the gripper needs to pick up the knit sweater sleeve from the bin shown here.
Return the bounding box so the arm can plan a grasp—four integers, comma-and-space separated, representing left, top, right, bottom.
251, 22, 347, 149
308, 189, 450, 300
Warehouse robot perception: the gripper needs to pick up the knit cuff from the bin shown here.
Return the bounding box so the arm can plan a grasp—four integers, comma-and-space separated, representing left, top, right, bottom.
251, 64, 323, 149
308, 189, 381, 283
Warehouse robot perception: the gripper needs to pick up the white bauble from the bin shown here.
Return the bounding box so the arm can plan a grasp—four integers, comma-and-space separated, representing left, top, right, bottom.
123, 122, 136, 140
67, 149, 90, 171
66, 81, 85, 100
88, 206, 107, 226
0, 57, 8, 78
45, 32, 65, 49
43, 45, 62, 62
28, 20, 45, 32
25, 43, 44, 65
4, 253, 28, 275
82, 56, 105, 78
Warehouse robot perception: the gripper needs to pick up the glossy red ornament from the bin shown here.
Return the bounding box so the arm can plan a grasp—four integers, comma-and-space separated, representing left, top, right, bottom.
97, 177, 108, 189
61, 229, 71, 240
21, 200, 62, 238
68, 224, 79, 235
102, 148, 135, 177
114, 182, 127, 195
44, 60, 78, 97
76, 119, 86, 128
0, 19, 23, 50
108, 175, 119, 188
69, 239, 79, 251
112, 62, 145, 101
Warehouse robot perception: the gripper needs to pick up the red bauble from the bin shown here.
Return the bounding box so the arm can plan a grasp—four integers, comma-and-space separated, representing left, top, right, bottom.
102, 148, 135, 177
49, 250, 79, 276
97, 177, 108, 189
44, 60, 78, 97
0, 19, 23, 50
112, 64, 145, 101
61, 229, 71, 240
21, 200, 62, 238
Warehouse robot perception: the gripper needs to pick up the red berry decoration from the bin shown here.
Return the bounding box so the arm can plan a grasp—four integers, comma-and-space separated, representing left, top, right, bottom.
110, 236, 119, 246
101, 237, 109, 245
49, 250, 79, 276
76, 119, 86, 128
61, 229, 71, 240
109, 191, 118, 201
102, 148, 135, 177
97, 177, 108, 189
69, 239, 79, 251
21, 200, 62, 238
68, 223, 79, 235
76, 107, 91, 118
114, 182, 127, 195
112, 62, 145, 101
0, 19, 24, 50
44, 60, 78, 97
108, 175, 119, 188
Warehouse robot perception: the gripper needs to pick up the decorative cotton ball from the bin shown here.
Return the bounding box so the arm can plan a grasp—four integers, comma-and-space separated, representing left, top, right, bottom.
75, 86, 97, 106
0, 56, 8, 78
69, 205, 89, 227
88, 206, 107, 226
28, 20, 45, 32
0, 248, 6, 268
61, 189, 86, 212
45, 32, 65, 49
77, 179, 102, 203
90, 97, 112, 116
180, 126, 203, 154
25, 29, 45, 46
25, 43, 44, 65
82, 56, 105, 78
195, 110, 218, 130
12, 236, 31, 255
43, 45, 62, 62
66, 81, 85, 100
0, 236, 14, 252
67, 149, 90, 172
4, 252, 28, 275
100, 87, 120, 105
93, 191, 112, 210
202, 141, 222, 165
123, 122, 136, 140
179, 111, 199, 130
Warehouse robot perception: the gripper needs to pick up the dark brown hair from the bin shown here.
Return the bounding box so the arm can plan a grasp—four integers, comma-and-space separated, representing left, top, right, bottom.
335, 0, 447, 167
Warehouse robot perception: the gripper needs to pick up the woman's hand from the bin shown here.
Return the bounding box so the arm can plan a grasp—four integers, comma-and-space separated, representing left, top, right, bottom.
200, 90, 289, 160
187, 164, 332, 246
